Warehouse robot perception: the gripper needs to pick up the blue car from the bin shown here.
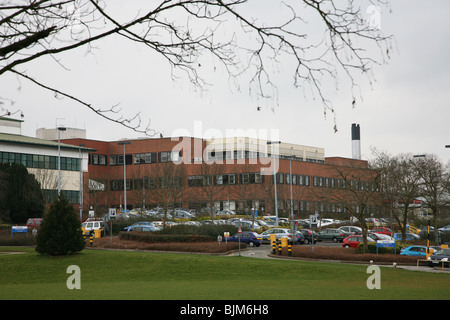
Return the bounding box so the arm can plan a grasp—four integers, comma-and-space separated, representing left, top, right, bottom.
400, 245, 428, 257
223, 231, 262, 247
393, 233, 420, 241
123, 221, 154, 231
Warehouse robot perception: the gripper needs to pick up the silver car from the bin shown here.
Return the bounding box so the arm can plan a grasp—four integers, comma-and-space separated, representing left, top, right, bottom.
260, 228, 293, 244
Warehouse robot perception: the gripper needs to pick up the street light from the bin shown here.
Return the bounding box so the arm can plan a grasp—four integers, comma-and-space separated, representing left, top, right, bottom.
79, 144, 85, 222
118, 141, 131, 214
57, 127, 66, 195
267, 141, 281, 226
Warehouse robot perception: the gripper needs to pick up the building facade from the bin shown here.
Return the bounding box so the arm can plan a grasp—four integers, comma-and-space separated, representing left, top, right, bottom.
60, 135, 381, 220
0, 118, 93, 210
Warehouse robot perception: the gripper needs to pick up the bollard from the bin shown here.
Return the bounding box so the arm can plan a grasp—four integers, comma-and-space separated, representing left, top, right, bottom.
278, 241, 282, 255
90, 234, 93, 247
288, 243, 292, 256
270, 234, 277, 254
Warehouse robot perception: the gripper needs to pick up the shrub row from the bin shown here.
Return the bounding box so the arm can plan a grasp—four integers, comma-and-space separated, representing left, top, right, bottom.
119, 232, 211, 243
158, 224, 238, 240
357, 242, 416, 254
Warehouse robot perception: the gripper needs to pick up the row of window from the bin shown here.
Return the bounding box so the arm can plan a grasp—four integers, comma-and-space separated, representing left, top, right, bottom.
90, 151, 182, 166
43, 190, 80, 204
0, 151, 81, 171
312, 176, 379, 191
97, 172, 377, 192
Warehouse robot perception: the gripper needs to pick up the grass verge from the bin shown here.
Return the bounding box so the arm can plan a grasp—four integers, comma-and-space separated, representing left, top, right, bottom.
0, 246, 449, 300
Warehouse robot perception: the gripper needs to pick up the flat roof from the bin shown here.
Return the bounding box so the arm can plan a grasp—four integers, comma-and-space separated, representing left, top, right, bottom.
0, 132, 96, 152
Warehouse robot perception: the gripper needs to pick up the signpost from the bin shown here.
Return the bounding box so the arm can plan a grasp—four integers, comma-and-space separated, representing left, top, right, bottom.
237, 220, 243, 256
108, 208, 116, 244
11, 226, 28, 238
309, 214, 318, 252
376, 240, 396, 255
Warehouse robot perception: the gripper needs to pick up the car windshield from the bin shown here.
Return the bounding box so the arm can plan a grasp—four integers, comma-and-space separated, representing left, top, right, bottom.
434, 248, 450, 255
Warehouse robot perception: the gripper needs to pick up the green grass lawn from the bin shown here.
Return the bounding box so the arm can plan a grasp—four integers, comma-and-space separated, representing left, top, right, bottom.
1, 246, 449, 300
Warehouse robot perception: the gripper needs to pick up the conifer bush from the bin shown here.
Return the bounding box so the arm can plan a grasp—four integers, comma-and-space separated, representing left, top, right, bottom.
35, 194, 85, 256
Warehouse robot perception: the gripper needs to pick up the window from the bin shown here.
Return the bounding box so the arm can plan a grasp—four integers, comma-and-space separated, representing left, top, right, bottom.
188, 176, 210, 187
158, 151, 182, 163
134, 152, 156, 164
110, 179, 132, 191
0, 151, 80, 171
110, 154, 132, 166
215, 174, 236, 185
92, 154, 107, 165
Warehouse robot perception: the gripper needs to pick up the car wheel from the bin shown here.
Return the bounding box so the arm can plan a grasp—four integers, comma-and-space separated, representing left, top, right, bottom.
304, 239, 309, 244
248, 241, 255, 247
344, 244, 350, 248
332, 237, 338, 243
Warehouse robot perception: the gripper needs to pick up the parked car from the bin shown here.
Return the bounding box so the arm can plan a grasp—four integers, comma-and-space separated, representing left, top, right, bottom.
316, 228, 349, 243
427, 248, 450, 267
123, 221, 154, 231
338, 226, 362, 235
393, 233, 420, 241
400, 245, 431, 257
26, 218, 43, 230
223, 231, 262, 247
370, 226, 392, 236
298, 229, 318, 244
174, 209, 195, 218
260, 228, 296, 244
437, 225, 450, 233
215, 209, 236, 215
342, 235, 376, 248
127, 225, 159, 232
231, 220, 262, 230
293, 231, 305, 244
367, 232, 392, 241
81, 219, 105, 236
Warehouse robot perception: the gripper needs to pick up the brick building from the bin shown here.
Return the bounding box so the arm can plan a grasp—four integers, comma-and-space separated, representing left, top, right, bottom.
60, 135, 381, 221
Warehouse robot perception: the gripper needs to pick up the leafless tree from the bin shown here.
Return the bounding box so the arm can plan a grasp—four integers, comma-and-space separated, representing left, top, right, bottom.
413, 154, 450, 238
316, 164, 381, 252
371, 150, 422, 243
1, 0, 392, 133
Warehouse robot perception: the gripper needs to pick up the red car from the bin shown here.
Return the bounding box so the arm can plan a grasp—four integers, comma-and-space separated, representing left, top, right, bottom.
370, 227, 392, 236
342, 235, 376, 249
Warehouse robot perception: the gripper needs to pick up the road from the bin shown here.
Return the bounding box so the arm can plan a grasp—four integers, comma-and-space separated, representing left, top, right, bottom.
227, 241, 340, 259
228, 243, 450, 273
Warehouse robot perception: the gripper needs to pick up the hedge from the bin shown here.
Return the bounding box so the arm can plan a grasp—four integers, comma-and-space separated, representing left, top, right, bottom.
357, 242, 411, 254
119, 232, 212, 243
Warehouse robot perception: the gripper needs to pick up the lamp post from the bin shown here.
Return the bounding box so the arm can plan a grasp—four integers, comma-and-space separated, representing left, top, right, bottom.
57, 127, 66, 195
118, 141, 131, 214
267, 141, 281, 226
79, 144, 85, 222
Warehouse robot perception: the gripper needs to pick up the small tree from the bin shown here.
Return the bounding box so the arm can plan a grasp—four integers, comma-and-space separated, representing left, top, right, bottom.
36, 194, 85, 256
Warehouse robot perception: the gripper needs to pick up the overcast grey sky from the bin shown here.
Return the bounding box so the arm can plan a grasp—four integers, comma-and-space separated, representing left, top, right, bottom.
2, 1, 449, 164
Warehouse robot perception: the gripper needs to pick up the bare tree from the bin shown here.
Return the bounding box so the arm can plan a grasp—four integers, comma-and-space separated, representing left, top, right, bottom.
414, 154, 450, 239
371, 150, 422, 243
1, 0, 392, 133
316, 164, 381, 252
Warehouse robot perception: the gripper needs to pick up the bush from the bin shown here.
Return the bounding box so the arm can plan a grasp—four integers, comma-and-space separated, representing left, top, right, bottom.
357, 242, 409, 255
158, 224, 238, 241
119, 232, 211, 243
35, 195, 85, 256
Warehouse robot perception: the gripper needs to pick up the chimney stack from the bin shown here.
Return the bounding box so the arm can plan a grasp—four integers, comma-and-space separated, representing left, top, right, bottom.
351, 123, 361, 160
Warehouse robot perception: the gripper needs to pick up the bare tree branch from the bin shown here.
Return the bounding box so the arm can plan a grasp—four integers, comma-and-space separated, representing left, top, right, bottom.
0, 0, 392, 134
